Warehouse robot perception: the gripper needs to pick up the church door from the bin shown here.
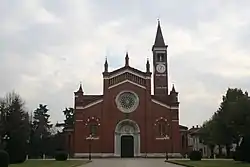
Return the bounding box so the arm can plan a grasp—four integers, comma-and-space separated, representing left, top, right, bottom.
121, 135, 134, 157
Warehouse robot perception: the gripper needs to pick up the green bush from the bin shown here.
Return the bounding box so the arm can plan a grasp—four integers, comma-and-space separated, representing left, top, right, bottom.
233, 150, 242, 161
10, 152, 26, 164
0, 150, 9, 167
6, 139, 27, 164
8, 148, 27, 164
55, 151, 68, 161
234, 136, 250, 163
189, 150, 202, 161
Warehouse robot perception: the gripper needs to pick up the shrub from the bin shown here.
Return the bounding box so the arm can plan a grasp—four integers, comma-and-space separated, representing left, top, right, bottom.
0, 150, 9, 167
189, 150, 202, 161
6, 140, 27, 164
8, 148, 27, 164
233, 150, 243, 161
234, 136, 250, 163
55, 151, 68, 161
10, 152, 26, 164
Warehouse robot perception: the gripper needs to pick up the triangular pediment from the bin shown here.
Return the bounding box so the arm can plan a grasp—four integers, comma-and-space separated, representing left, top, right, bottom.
108, 79, 146, 89
104, 66, 150, 80
107, 70, 148, 89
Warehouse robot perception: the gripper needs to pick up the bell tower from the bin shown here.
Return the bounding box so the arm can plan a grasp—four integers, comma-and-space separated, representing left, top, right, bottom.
152, 20, 168, 96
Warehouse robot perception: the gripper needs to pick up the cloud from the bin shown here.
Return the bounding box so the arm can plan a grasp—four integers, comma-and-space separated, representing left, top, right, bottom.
1, 0, 250, 128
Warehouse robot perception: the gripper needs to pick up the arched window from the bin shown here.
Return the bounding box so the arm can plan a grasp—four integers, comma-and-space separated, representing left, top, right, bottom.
157, 53, 165, 62
154, 117, 169, 137
85, 117, 100, 137
89, 122, 98, 137
182, 135, 185, 148
158, 122, 167, 136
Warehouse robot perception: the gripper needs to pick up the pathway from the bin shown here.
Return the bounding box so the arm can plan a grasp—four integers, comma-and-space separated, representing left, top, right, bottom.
80, 158, 182, 167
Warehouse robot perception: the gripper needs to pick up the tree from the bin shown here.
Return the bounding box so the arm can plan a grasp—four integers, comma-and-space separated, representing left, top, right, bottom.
200, 88, 250, 158
55, 107, 74, 156
0, 99, 7, 149
33, 104, 52, 137
0, 91, 30, 163
199, 119, 216, 158
215, 88, 250, 156
30, 104, 52, 158
63, 108, 74, 128
56, 107, 74, 130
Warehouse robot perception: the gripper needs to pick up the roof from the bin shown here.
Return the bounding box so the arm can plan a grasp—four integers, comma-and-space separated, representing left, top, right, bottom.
108, 66, 148, 77
82, 95, 103, 106
151, 95, 171, 106
179, 125, 188, 130
188, 127, 201, 135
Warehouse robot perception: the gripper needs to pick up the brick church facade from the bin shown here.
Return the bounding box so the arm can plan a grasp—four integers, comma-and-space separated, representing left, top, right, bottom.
68, 21, 188, 158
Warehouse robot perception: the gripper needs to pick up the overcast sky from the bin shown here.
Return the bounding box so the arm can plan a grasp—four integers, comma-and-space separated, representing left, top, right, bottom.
1, 0, 250, 128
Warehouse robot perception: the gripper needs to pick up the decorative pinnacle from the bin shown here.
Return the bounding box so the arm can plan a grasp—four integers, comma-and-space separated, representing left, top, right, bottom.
171, 84, 176, 92
146, 58, 150, 72
78, 82, 83, 92
125, 52, 129, 66
104, 56, 108, 72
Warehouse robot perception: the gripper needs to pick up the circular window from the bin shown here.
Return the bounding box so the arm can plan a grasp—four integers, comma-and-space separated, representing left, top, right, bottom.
115, 91, 139, 113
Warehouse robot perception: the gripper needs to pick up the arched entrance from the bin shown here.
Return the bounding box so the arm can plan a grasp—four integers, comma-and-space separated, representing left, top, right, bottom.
114, 119, 140, 157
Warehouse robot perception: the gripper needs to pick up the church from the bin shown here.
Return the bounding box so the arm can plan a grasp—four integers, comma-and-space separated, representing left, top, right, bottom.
67, 21, 188, 158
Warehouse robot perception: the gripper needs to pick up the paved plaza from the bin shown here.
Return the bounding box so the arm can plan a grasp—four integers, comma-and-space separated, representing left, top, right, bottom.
81, 158, 182, 167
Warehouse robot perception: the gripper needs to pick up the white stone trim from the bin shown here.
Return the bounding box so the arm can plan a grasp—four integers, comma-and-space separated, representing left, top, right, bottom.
155, 74, 166, 77
114, 119, 141, 157
146, 153, 182, 158
86, 136, 100, 140
103, 69, 150, 80
75, 106, 84, 109
74, 152, 182, 158
155, 137, 170, 140
75, 99, 103, 110
153, 47, 167, 51
74, 153, 115, 157
154, 50, 167, 53
152, 99, 179, 109
108, 80, 146, 89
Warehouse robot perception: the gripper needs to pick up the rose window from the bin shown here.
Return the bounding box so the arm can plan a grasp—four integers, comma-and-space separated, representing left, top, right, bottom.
116, 91, 139, 113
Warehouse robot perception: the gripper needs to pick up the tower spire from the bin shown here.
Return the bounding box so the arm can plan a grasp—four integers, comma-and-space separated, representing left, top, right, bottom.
152, 20, 169, 96
125, 52, 129, 66
153, 19, 166, 47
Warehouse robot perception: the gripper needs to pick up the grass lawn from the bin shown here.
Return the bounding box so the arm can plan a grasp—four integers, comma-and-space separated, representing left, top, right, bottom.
9, 160, 89, 167
172, 160, 250, 167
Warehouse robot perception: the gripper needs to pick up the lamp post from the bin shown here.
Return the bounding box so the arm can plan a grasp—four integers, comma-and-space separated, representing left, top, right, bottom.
163, 134, 170, 162
86, 134, 94, 160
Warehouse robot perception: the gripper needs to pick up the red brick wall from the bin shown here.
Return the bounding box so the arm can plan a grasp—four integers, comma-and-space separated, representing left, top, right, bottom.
74, 102, 102, 153
73, 81, 182, 155
149, 101, 173, 153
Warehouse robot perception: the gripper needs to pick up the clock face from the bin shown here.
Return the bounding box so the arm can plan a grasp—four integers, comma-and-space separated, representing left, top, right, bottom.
156, 64, 166, 73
